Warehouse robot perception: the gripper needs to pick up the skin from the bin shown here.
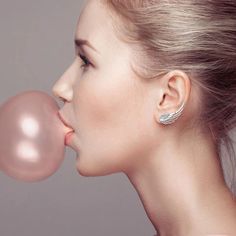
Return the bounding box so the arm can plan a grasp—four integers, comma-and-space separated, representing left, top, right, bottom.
52, 0, 236, 235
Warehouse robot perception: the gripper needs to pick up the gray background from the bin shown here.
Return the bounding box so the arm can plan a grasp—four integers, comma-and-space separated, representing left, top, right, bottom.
0, 1, 155, 236
0, 1, 235, 236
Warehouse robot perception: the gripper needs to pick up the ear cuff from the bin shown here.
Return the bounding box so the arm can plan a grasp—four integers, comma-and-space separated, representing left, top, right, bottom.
159, 103, 185, 125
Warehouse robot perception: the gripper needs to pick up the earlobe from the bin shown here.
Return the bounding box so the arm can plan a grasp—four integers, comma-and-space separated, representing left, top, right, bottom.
154, 70, 191, 125
159, 102, 185, 125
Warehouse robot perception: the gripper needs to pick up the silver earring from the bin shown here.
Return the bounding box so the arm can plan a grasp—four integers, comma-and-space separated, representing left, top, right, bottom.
159, 103, 185, 125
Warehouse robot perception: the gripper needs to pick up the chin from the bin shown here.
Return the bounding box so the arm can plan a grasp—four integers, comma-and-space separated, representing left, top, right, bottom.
75, 158, 90, 177
76, 160, 119, 177
76, 168, 92, 177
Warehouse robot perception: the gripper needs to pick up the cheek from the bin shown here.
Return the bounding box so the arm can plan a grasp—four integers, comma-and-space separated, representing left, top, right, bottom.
73, 72, 136, 140
72, 71, 154, 174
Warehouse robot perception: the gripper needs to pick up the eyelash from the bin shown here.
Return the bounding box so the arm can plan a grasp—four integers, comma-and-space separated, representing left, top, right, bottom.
78, 53, 90, 69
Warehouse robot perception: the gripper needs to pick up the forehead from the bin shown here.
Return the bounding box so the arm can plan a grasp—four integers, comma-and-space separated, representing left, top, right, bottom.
75, 0, 120, 50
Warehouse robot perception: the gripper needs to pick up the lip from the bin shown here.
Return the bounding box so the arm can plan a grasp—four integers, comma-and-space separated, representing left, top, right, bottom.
65, 130, 75, 145
57, 111, 74, 131
57, 111, 77, 148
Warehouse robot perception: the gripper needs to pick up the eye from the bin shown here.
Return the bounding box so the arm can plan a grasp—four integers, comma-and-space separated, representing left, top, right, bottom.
78, 53, 91, 69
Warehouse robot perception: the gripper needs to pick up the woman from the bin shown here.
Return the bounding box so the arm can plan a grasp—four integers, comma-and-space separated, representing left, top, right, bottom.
52, 0, 236, 235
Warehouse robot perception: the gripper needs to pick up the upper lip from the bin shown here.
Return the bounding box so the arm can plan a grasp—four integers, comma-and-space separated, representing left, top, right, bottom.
58, 112, 74, 131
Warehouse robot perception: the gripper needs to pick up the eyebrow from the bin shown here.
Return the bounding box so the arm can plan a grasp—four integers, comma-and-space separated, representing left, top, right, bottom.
74, 38, 99, 54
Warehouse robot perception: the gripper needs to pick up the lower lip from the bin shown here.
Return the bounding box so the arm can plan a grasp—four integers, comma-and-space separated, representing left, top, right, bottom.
65, 131, 75, 145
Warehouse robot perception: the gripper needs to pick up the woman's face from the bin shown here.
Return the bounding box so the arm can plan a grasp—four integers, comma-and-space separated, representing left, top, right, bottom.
52, 0, 158, 176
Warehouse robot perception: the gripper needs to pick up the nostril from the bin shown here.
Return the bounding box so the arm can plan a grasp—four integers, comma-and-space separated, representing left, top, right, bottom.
59, 96, 67, 103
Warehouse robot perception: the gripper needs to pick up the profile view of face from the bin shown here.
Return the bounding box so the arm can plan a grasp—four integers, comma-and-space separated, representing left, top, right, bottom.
52, 0, 159, 177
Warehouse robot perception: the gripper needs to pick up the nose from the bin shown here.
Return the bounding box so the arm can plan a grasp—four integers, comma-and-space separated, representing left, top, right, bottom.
52, 63, 75, 103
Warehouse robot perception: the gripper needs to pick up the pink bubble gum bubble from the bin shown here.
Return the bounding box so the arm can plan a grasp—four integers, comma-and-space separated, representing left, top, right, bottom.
0, 90, 69, 182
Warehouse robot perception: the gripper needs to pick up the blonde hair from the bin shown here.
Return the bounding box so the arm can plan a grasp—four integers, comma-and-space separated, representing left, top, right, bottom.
102, 0, 236, 196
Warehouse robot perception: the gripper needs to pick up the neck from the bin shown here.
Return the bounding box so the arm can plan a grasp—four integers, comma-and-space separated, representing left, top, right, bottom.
125, 128, 236, 236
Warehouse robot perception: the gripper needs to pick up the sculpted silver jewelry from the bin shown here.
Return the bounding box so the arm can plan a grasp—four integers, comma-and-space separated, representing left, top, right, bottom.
159, 103, 185, 125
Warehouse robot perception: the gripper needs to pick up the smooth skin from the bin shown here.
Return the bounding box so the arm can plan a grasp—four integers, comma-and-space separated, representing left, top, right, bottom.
52, 0, 236, 235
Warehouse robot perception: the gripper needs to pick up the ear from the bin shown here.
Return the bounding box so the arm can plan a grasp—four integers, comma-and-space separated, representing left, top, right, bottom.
154, 70, 191, 125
